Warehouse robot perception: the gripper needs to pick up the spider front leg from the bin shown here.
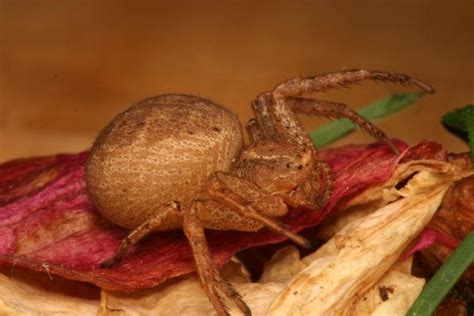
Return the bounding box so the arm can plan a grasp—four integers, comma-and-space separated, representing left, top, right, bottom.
208, 172, 311, 248
269, 69, 434, 148
249, 91, 313, 148
100, 201, 182, 268
245, 118, 264, 143
249, 92, 279, 141
286, 97, 400, 154
183, 202, 250, 316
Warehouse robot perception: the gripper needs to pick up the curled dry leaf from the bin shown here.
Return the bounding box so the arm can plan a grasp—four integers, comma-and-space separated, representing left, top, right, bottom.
1, 139, 467, 315
0, 267, 98, 315
317, 141, 469, 242
98, 247, 421, 316
267, 160, 469, 315
259, 246, 306, 284
0, 141, 408, 290
99, 156, 470, 316
421, 173, 474, 280
99, 258, 284, 316
334, 158, 450, 214
353, 268, 425, 316
100, 280, 284, 316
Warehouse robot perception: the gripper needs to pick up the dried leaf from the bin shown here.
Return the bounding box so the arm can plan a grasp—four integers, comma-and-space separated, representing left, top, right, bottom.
336, 158, 450, 212
0, 141, 408, 291
2, 151, 467, 316
407, 231, 474, 316
318, 140, 460, 242
99, 259, 284, 316
421, 174, 474, 281
259, 246, 306, 284
0, 268, 98, 315
354, 268, 425, 316
267, 163, 463, 315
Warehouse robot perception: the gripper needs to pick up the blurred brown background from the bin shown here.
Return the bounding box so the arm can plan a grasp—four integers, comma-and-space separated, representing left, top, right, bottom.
1, 1, 473, 162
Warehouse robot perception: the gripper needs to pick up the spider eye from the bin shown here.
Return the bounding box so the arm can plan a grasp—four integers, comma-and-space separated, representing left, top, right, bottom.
286, 162, 303, 169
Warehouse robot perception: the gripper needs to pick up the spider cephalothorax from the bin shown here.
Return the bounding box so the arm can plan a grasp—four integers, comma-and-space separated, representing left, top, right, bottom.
233, 140, 326, 210
86, 69, 433, 315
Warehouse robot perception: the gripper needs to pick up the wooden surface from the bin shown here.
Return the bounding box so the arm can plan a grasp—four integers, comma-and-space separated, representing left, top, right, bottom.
1, 1, 473, 162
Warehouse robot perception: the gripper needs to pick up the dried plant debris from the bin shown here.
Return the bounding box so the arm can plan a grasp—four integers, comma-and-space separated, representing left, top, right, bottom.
99, 155, 471, 315
259, 246, 306, 284
0, 140, 471, 315
99, 259, 284, 316
0, 141, 408, 291
422, 173, 474, 280
0, 267, 99, 315
100, 158, 453, 315
354, 268, 425, 316
268, 163, 464, 315
407, 232, 474, 316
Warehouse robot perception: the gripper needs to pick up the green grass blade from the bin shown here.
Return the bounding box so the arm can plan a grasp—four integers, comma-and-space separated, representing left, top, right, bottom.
441, 105, 474, 167
469, 121, 474, 166
406, 232, 474, 316
441, 105, 474, 139
310, 92, 425, 148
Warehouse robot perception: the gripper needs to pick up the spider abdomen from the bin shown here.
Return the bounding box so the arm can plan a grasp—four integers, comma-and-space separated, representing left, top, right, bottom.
86, 94, 243, 229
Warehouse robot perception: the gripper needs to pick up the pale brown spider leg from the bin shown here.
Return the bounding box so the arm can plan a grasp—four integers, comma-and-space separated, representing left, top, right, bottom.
269, 69, 434, 147
260, 93, 311, 147
287, 97, 400, 154
100, 201, 182, 268
245, 118, 264, 143
315, 158, 333, 207
273, 69, 434, 97
208, 172, 311, 248
183, 202, 251, 316
250, 92, 281, 141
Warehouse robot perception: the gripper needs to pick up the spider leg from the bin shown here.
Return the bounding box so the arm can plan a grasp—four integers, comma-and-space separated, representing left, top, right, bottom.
269, 69, 433, 147
250, 92, 280, 141
245, 118, 264, 143
183, 202, 251, 316
287, 97, 400, 154
273, 69, 434, 97
253, 91, 312, 147
100, 201, 182, 268
207, 172, 311, 248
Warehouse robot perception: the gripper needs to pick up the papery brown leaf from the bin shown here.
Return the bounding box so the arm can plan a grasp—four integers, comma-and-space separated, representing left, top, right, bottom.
0, 267, 99, 315
259, 246, 306, 284
99, 259, 282, 316
353, 268, 425, 316
399, 139, 447, 163
420, 173, 474, 282
267, 165, 462, 315
0, 140, 418, 290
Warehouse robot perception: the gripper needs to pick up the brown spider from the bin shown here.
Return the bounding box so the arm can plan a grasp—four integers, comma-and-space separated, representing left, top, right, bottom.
93, 69, 433, 315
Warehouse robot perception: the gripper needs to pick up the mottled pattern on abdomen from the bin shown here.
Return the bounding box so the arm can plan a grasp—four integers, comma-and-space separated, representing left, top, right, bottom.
86, 94, 243, 229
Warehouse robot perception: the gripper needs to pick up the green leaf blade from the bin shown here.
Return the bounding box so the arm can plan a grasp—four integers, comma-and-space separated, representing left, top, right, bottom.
310, 92, 425, 148
441, 105, 474, 136
441, 105, 474, 166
